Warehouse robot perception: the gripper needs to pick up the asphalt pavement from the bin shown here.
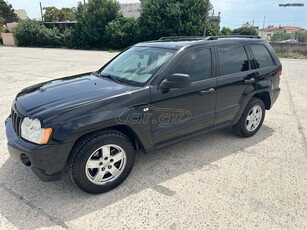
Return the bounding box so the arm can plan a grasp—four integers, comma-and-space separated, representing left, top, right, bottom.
0, 46, 306, 229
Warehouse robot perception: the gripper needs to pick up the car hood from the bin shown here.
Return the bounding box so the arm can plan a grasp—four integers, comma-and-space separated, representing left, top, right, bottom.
14, 72, 140, 117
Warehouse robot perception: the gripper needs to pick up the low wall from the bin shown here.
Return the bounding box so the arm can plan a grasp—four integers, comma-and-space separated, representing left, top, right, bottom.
1, 33, 16, 46
270, 42, 307, 55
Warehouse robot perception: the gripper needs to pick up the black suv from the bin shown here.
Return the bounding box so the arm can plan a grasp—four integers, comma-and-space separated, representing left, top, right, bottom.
6, 36, 281, 194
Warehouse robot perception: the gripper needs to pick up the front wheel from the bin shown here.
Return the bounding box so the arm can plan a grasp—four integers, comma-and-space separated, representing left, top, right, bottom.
68, 129, 135, 194
232, 97, 265, 137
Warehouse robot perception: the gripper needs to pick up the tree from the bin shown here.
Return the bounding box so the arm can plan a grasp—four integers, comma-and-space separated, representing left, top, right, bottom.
14, 19, 63, 47
0, 15, 5, 27
297, 31, 307, 43
206, 23, 219, 36
105, 17, 138, 49
271, 32, 291, 42
139, 0, 207, 41
43, 7, 76, 22
219, 27, 232, 35
0, 0, 19, 23
73, 0, 120, 48
232, 27, 258, 35
60, 8, 76, 21
43, 7, 60, 21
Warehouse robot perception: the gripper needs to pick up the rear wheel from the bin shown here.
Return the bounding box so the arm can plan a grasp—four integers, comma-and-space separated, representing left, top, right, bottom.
232, 97, 265, 137
68, 129, 135, 194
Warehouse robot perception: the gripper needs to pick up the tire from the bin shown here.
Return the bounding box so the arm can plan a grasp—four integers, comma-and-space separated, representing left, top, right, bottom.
232, 97, 265, 138
68, 129, 135, 194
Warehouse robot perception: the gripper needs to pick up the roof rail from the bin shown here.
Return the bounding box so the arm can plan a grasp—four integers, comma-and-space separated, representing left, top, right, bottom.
159, 36, 206, 41
158, 35, 261, 42
207, 35, 261, 40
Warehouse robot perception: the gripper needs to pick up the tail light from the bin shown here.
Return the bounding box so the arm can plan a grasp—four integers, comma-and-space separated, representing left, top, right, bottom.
278, 66, 282, 80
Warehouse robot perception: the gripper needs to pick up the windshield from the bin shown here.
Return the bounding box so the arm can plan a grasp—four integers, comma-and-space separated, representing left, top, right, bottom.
100, 47, 175, 86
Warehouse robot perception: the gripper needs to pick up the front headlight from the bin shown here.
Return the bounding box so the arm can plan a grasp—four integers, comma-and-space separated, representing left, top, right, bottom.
21, 117, 52, 145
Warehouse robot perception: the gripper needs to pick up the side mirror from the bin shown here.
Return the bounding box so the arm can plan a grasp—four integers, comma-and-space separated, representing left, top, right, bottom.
160, 73, 191, 90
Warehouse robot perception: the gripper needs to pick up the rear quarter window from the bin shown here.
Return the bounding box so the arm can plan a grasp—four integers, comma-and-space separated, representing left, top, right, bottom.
217, 45, 249, 76
250, 45, 275, 68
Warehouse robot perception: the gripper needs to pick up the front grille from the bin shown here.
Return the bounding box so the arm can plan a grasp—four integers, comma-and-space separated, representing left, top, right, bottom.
11, 108, 23, 136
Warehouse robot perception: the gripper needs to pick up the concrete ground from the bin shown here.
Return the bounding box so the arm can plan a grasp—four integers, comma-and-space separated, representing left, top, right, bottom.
0, 46, 306, 230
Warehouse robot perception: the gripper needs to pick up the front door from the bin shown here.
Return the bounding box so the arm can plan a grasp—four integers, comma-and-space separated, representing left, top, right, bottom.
150, 48, 217, 146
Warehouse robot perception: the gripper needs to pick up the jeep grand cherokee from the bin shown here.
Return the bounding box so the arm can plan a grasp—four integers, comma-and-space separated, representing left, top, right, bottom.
6, 36, 281, 194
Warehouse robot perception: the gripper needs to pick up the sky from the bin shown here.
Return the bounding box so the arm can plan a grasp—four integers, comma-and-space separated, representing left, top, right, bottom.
7, 0, 307, 29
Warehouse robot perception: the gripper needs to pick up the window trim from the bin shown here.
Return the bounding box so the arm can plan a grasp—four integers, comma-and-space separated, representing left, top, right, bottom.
216, 44, 251, 77
249, 44, 276, 69
165, 47, 213, 84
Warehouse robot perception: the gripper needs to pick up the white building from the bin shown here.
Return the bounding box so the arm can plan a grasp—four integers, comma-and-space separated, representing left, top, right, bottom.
15, 9, 28, 20
259, 26, 305, 40
120, 3, 141, 18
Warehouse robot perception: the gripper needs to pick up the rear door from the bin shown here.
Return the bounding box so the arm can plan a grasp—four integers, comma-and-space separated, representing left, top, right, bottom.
249, 44, 280, 89
214, 44, 256, 125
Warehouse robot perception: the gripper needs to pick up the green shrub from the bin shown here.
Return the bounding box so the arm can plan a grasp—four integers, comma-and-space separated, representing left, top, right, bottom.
62, 26, 90, 49
63, 27, 75, 48
139, 0, 207, 41
105, 17, 138, 49
276, 51, 307, 59
271, 32, 292, 42
14, 19, 63, 47
232, 27, 258, 35
297, 31, 307, 43
73, 0, 121, 48
38, 27, 63, 47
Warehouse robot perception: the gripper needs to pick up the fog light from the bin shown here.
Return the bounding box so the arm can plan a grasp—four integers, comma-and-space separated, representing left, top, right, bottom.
20, 154, 31, 167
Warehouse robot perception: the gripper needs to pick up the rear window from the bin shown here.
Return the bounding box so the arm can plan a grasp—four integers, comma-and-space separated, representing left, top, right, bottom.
250, 45, 275, 68
218, 46, 249, 76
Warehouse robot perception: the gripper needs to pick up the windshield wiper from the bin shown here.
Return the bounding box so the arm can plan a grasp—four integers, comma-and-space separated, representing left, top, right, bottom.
99, 73, 124, 84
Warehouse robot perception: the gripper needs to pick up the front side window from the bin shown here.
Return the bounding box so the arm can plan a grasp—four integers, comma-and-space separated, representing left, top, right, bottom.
170, 49, 212, 82
100, 47, 175, 86
250, 45, 275, 68
218, 46, 249, 76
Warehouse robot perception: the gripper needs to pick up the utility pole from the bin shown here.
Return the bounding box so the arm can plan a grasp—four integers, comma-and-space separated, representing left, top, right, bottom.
203, 0, 210, 36
40, 2, 44, 22
261, 16, 266, 38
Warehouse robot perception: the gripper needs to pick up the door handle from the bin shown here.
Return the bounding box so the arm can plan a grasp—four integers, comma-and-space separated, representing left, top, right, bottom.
244, 78, 255, 84
200, 88, 215, 96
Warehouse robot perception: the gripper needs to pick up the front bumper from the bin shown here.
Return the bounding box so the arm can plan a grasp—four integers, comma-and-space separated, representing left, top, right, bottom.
5, 117, 74, 182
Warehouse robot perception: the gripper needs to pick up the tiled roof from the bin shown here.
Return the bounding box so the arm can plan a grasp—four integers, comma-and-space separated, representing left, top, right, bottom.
263, 26, 305, 32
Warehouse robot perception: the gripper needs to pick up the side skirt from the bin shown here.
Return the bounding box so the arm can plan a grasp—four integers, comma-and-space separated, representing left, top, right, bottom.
145, 122, 232, 154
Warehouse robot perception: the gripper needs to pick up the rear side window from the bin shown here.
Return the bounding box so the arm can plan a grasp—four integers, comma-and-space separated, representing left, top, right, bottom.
218, 46, 249, 76
171, 48, 212, 82
250, 45, 275, 68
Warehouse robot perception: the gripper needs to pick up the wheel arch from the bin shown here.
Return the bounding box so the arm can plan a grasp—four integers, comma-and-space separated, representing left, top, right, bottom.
66, 124, 144, 163
233, 90, 271, 125
253, 91, 271, 110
